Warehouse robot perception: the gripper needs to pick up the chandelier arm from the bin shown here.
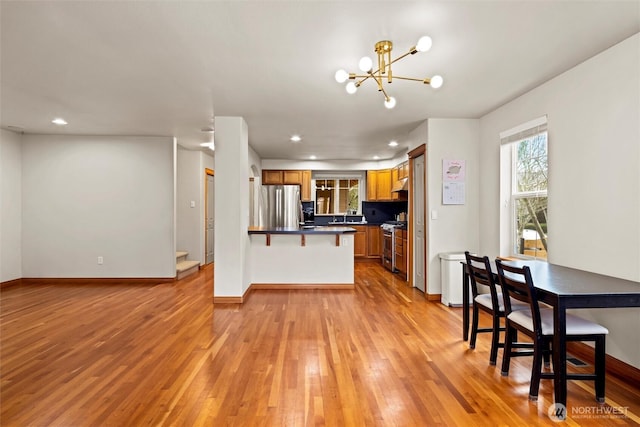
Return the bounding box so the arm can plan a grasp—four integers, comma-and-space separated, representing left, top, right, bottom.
387, 51, 413, 67
368, 71, 391, 100
353, 75, 372, 86
393, 76, 431, 83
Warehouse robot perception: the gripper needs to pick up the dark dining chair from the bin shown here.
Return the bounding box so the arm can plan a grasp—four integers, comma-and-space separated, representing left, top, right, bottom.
496, 259, 608, 402
465, 252, 529, 365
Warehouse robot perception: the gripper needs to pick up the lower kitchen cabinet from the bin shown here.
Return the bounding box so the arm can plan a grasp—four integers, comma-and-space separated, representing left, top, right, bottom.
366, 225, 382, 259
353, 226, 367, 258
353, 225, 383, 260
394, 229, 407, 279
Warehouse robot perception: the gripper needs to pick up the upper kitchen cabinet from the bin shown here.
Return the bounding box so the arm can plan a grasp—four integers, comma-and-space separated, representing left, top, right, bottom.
366, 170, 377, 200
391, 162, 408, 201
262, 169, 312, 201
400, 161, 408, 179
301, 170, 312, 201
283, 170, 302, 185
367, 169, 392, 201
263, 170, 284, 185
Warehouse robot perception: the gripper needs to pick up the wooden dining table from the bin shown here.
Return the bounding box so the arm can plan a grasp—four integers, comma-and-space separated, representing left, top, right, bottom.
461, 259, 640, 407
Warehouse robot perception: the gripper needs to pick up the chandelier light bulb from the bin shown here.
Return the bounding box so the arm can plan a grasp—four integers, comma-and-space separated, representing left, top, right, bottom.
384, 96, 396, 109
335, 69, 349, 83
345, 82, 358, 94
416, 36, 432, 52
430, 75, 444, 89
358, 56, 373, 72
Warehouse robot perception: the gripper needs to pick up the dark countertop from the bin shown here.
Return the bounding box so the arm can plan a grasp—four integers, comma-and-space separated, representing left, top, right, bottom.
313, 222, 384, 226
248, 226, 357, 235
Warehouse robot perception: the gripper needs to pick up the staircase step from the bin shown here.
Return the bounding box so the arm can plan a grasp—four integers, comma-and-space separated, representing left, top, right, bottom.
176, 260, 200, 280
176, 251, 188, 260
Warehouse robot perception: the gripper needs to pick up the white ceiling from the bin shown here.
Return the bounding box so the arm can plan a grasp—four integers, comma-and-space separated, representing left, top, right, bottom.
2, 1, 638, 161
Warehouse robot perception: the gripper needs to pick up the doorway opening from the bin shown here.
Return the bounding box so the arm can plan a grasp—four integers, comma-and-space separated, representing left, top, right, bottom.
205, 168, 214, 265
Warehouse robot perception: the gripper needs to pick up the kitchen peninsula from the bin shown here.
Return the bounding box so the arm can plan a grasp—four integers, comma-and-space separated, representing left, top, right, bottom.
248, 226, 356, 288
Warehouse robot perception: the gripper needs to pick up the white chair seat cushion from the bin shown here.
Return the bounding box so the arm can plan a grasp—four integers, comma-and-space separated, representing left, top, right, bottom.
475, 292, 529, 312
508, 308, 609, 336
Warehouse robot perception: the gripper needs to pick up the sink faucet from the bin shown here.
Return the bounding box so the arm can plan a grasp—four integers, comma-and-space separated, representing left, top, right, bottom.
343, 213, 347, 223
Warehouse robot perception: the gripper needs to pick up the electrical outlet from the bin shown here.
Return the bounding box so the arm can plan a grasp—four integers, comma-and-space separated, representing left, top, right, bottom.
97, 256, 104, 265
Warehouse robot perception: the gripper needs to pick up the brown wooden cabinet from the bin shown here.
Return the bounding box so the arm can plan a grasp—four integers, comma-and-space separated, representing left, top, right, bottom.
353, 225, 367, 258
366, 225, 382, 259
301, 170, 311, 201
377, 169, 392, 200
367, 169, 392, 201
283, 170, 302, 185
391, 166, 399, 186
262, 169, 312, 201
394, 229, 407, 279
366, 170, 378, 201
262, 170, 283, 185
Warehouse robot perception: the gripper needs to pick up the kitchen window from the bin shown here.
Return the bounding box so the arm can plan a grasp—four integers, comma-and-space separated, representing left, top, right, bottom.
313, 172, 365, 215
500, 117, 548, 259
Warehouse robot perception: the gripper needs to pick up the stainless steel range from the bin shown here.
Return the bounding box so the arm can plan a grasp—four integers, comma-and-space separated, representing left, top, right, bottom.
381, 221, 406, 273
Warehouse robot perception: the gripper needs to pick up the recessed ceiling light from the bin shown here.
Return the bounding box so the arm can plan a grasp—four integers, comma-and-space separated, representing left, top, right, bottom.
309, 155, 317, 160
52, 118, 67, 125
373, 155, 380, 160
388, 140, 398, 147
200, 142, 215, 151
290, 135, 302, 142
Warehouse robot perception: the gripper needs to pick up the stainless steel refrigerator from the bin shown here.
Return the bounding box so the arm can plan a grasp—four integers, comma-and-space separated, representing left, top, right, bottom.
258, 185, 302, 228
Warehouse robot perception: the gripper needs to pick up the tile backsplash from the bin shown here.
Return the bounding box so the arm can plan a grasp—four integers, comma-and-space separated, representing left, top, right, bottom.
302, 200, 408, 225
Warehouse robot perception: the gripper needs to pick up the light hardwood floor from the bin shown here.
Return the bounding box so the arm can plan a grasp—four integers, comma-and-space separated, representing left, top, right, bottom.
1, 263, 639, 426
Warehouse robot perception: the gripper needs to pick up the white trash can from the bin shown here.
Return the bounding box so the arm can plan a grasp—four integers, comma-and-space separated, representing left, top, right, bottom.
439, 252, 467, 307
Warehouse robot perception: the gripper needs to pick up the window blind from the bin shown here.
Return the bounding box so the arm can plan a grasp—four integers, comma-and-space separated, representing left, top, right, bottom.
499, 116, 547, 145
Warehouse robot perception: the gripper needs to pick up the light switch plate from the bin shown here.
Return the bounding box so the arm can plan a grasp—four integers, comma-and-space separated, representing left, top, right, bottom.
431, 210, 438, 220
190, 201, 196, 208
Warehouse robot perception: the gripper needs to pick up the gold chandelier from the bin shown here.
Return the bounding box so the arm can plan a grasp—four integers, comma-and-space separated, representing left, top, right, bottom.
335, 36, 443, 109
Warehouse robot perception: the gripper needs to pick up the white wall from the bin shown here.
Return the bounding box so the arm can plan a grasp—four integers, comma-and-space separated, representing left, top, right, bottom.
480, 33, 640, 280
214, 117, 251, 297
21, 134, 176, 278
407, 120, 428, 154
176, 147, 214, 264
0, 129, 23, 282
426, 119, 480, 295
250, 234, 354, 284
479, 34, 640, 367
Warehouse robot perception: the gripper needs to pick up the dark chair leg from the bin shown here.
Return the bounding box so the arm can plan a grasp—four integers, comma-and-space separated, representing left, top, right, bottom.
501, 325, 515, 376
595, 336, 606, 403
529, 342, 544, 400
470, 303, 479, 350
489, 313, 501, 365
